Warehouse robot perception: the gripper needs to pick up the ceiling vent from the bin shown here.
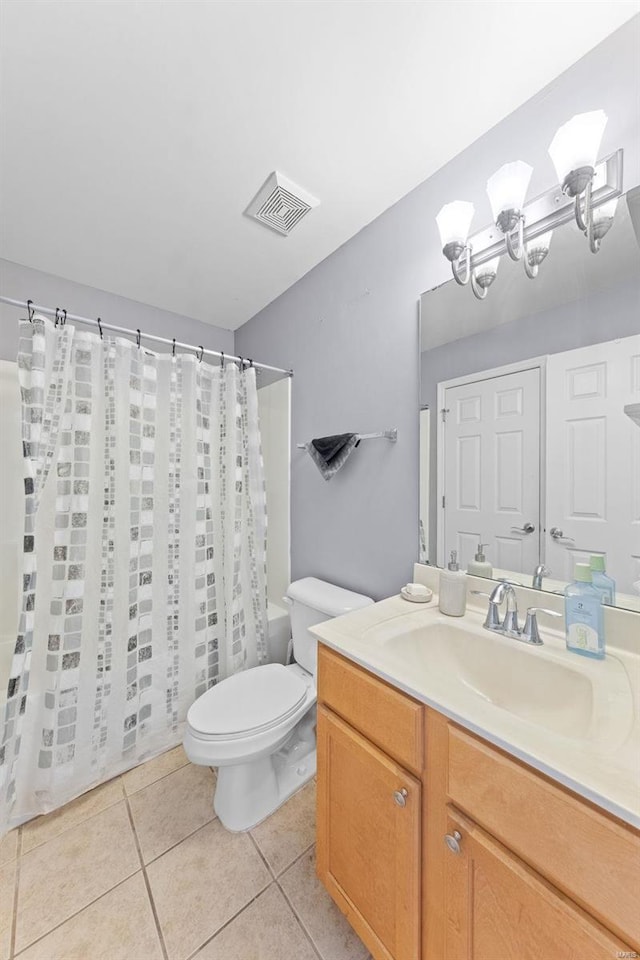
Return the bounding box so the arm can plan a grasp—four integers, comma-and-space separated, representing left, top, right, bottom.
244, 171, 319, 236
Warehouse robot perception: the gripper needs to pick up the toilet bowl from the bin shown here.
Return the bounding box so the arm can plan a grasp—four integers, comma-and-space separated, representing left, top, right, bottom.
183, 577, 373, 831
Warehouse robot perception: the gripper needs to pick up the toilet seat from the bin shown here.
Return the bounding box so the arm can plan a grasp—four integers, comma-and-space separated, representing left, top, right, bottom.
186, 663, 308, 741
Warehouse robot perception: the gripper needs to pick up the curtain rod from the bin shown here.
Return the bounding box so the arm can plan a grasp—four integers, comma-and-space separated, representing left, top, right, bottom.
0, 296, 293, 378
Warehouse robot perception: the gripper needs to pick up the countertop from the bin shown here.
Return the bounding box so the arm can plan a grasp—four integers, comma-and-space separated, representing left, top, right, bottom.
311, 594, 640, 830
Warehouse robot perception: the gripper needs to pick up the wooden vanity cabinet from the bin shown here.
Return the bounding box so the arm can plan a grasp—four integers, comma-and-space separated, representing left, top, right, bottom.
441, 806, 629, 960
316, 645, 423, 960
316, 645, 640, 960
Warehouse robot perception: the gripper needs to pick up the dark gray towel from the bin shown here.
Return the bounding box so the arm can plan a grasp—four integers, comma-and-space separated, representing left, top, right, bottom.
307, 433, 359, 480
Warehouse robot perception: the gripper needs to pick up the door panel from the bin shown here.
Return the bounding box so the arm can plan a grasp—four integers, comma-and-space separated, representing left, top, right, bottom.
443, 807, 632, 960
317, 706, 421, 960
546, 334, 640, 593
442, 367, 541, 573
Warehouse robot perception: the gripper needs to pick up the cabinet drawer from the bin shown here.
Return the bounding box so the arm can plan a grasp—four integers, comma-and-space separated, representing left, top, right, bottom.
318, 645, 423, 774
447, 725, 640, 949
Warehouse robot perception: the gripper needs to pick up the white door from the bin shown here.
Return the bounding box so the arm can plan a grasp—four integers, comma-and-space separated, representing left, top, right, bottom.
546, 335, 640, 594
441, 366, 541, 574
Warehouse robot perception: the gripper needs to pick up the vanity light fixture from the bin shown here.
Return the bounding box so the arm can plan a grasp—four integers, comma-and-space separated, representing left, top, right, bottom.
548, 110, 607, 239
471, 256, 500, 300
436, 110, 622, 299
486, 161, 533, 261
524, 229, 553, 279
436, 201, 475, 285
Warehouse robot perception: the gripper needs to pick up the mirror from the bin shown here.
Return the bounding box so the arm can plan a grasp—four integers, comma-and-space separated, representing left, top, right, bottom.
419, 187, 640, 611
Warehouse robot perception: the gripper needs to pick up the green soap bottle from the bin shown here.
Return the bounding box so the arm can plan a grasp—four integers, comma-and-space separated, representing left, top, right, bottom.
589, 555, 616, 606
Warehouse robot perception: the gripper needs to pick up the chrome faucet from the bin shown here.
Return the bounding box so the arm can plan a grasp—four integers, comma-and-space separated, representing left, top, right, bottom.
532, 564, 551, 590
486, 581, 520, 638
521, 607, 563, 645
474, 582, 561, 646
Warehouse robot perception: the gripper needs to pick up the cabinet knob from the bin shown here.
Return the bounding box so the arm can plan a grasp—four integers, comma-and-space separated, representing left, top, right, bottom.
444, 831, 462, 854
393, 788, 408, 807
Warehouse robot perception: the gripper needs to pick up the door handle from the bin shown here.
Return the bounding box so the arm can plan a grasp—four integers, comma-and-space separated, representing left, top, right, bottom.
511, 522, 535, 534
549, 527, 575, 543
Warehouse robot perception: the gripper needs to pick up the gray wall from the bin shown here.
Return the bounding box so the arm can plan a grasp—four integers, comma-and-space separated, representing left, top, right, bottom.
236, 20, 640, 601
0, 259, 234, 361
421, 275, 640, 561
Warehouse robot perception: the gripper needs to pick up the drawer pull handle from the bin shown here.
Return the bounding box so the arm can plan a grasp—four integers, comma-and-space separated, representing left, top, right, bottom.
393, 788, 408, 807
444, 831, 462, 854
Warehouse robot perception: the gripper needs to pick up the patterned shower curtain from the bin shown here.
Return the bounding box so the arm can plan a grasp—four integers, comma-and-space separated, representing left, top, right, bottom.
0, 316, 268, 833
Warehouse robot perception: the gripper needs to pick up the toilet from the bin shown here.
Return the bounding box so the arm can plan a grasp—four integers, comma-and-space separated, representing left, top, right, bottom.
183, 577, 373, 831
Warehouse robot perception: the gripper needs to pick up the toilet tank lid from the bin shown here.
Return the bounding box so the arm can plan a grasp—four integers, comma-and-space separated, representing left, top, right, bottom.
286, 577, 374, 617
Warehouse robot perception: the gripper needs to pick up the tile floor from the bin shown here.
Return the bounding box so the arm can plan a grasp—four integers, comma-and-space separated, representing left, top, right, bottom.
0, 747, 371, 960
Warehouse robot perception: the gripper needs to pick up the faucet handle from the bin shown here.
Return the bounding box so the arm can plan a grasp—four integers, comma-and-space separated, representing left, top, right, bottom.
522, 607, 563, 645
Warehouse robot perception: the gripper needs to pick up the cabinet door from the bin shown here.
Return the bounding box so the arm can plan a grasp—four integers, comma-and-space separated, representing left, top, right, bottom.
443, 807, 632, 960
317, 705, 421, 960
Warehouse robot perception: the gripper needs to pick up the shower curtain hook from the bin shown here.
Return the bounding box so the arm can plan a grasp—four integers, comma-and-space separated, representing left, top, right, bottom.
26, 299, 34, 322
97, 317, 103, 339
62, 309, 67, 326
249, 359, 254, 369
54, 307, 61, 327
172, 338, 176, 357
136, 328, 141, 349
197, 345, 204, 362
220, 351, 224, 370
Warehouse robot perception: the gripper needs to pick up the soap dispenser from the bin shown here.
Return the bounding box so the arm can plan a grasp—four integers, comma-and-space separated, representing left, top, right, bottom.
467, 542, 493, 578
439, 551, 467, 617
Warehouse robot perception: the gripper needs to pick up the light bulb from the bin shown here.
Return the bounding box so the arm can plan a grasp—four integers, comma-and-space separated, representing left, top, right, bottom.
548, 110, 608, 187
486, 161, 533, 225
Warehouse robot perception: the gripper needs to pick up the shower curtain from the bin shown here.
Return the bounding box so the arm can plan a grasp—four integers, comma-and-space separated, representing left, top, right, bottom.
0, 316, 268, 833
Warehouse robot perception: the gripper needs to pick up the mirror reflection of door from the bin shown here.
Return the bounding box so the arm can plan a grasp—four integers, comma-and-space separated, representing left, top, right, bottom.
546, 334, 640, 594
439, 364, 541, 575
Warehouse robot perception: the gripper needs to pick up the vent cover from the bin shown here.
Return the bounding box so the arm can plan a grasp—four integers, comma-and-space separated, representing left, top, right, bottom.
244, 171, 319, 236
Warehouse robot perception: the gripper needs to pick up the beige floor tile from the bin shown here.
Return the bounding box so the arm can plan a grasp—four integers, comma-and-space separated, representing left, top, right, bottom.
0, 828, 18, 866
250, 780, 316, 876
15, 801, 139, 953
15, 871, 163, 960
0, 858, 16, 960
129, 762, 216, 863
280, 847, 369, 960
122, 744, 189, 796
147, 818, 271, 960
193, 883, 317, 960
21, 777, 124, 853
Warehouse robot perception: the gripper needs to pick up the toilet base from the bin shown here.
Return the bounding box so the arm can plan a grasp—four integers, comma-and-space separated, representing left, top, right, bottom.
213, 712, 317, 832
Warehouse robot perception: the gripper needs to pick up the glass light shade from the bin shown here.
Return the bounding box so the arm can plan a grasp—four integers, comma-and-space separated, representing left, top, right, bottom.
529, 230, 553, 253
486, 161, 533, 220
474, 256, 500, 281
548, 110, 608, 182
594, 197, 618, 220
436, 201, 475, 247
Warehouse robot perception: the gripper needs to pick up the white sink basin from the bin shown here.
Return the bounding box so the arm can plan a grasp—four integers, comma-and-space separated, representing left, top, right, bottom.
362, 617, 634, 747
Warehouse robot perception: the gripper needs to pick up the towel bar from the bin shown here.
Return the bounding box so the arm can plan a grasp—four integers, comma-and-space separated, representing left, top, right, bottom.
296, 428, 397, 450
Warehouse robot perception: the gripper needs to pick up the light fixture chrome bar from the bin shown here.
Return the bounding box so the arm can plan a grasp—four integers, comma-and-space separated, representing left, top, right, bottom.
0, 295, 293, 377
296, 428, 397, 450
465, 148, 623, 273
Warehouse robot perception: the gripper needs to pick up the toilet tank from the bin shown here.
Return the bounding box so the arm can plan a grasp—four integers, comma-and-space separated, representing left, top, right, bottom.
285, 577, 374, 676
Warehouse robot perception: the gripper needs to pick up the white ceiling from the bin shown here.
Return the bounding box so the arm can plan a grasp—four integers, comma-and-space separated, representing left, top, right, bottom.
1, 1, 638, 331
